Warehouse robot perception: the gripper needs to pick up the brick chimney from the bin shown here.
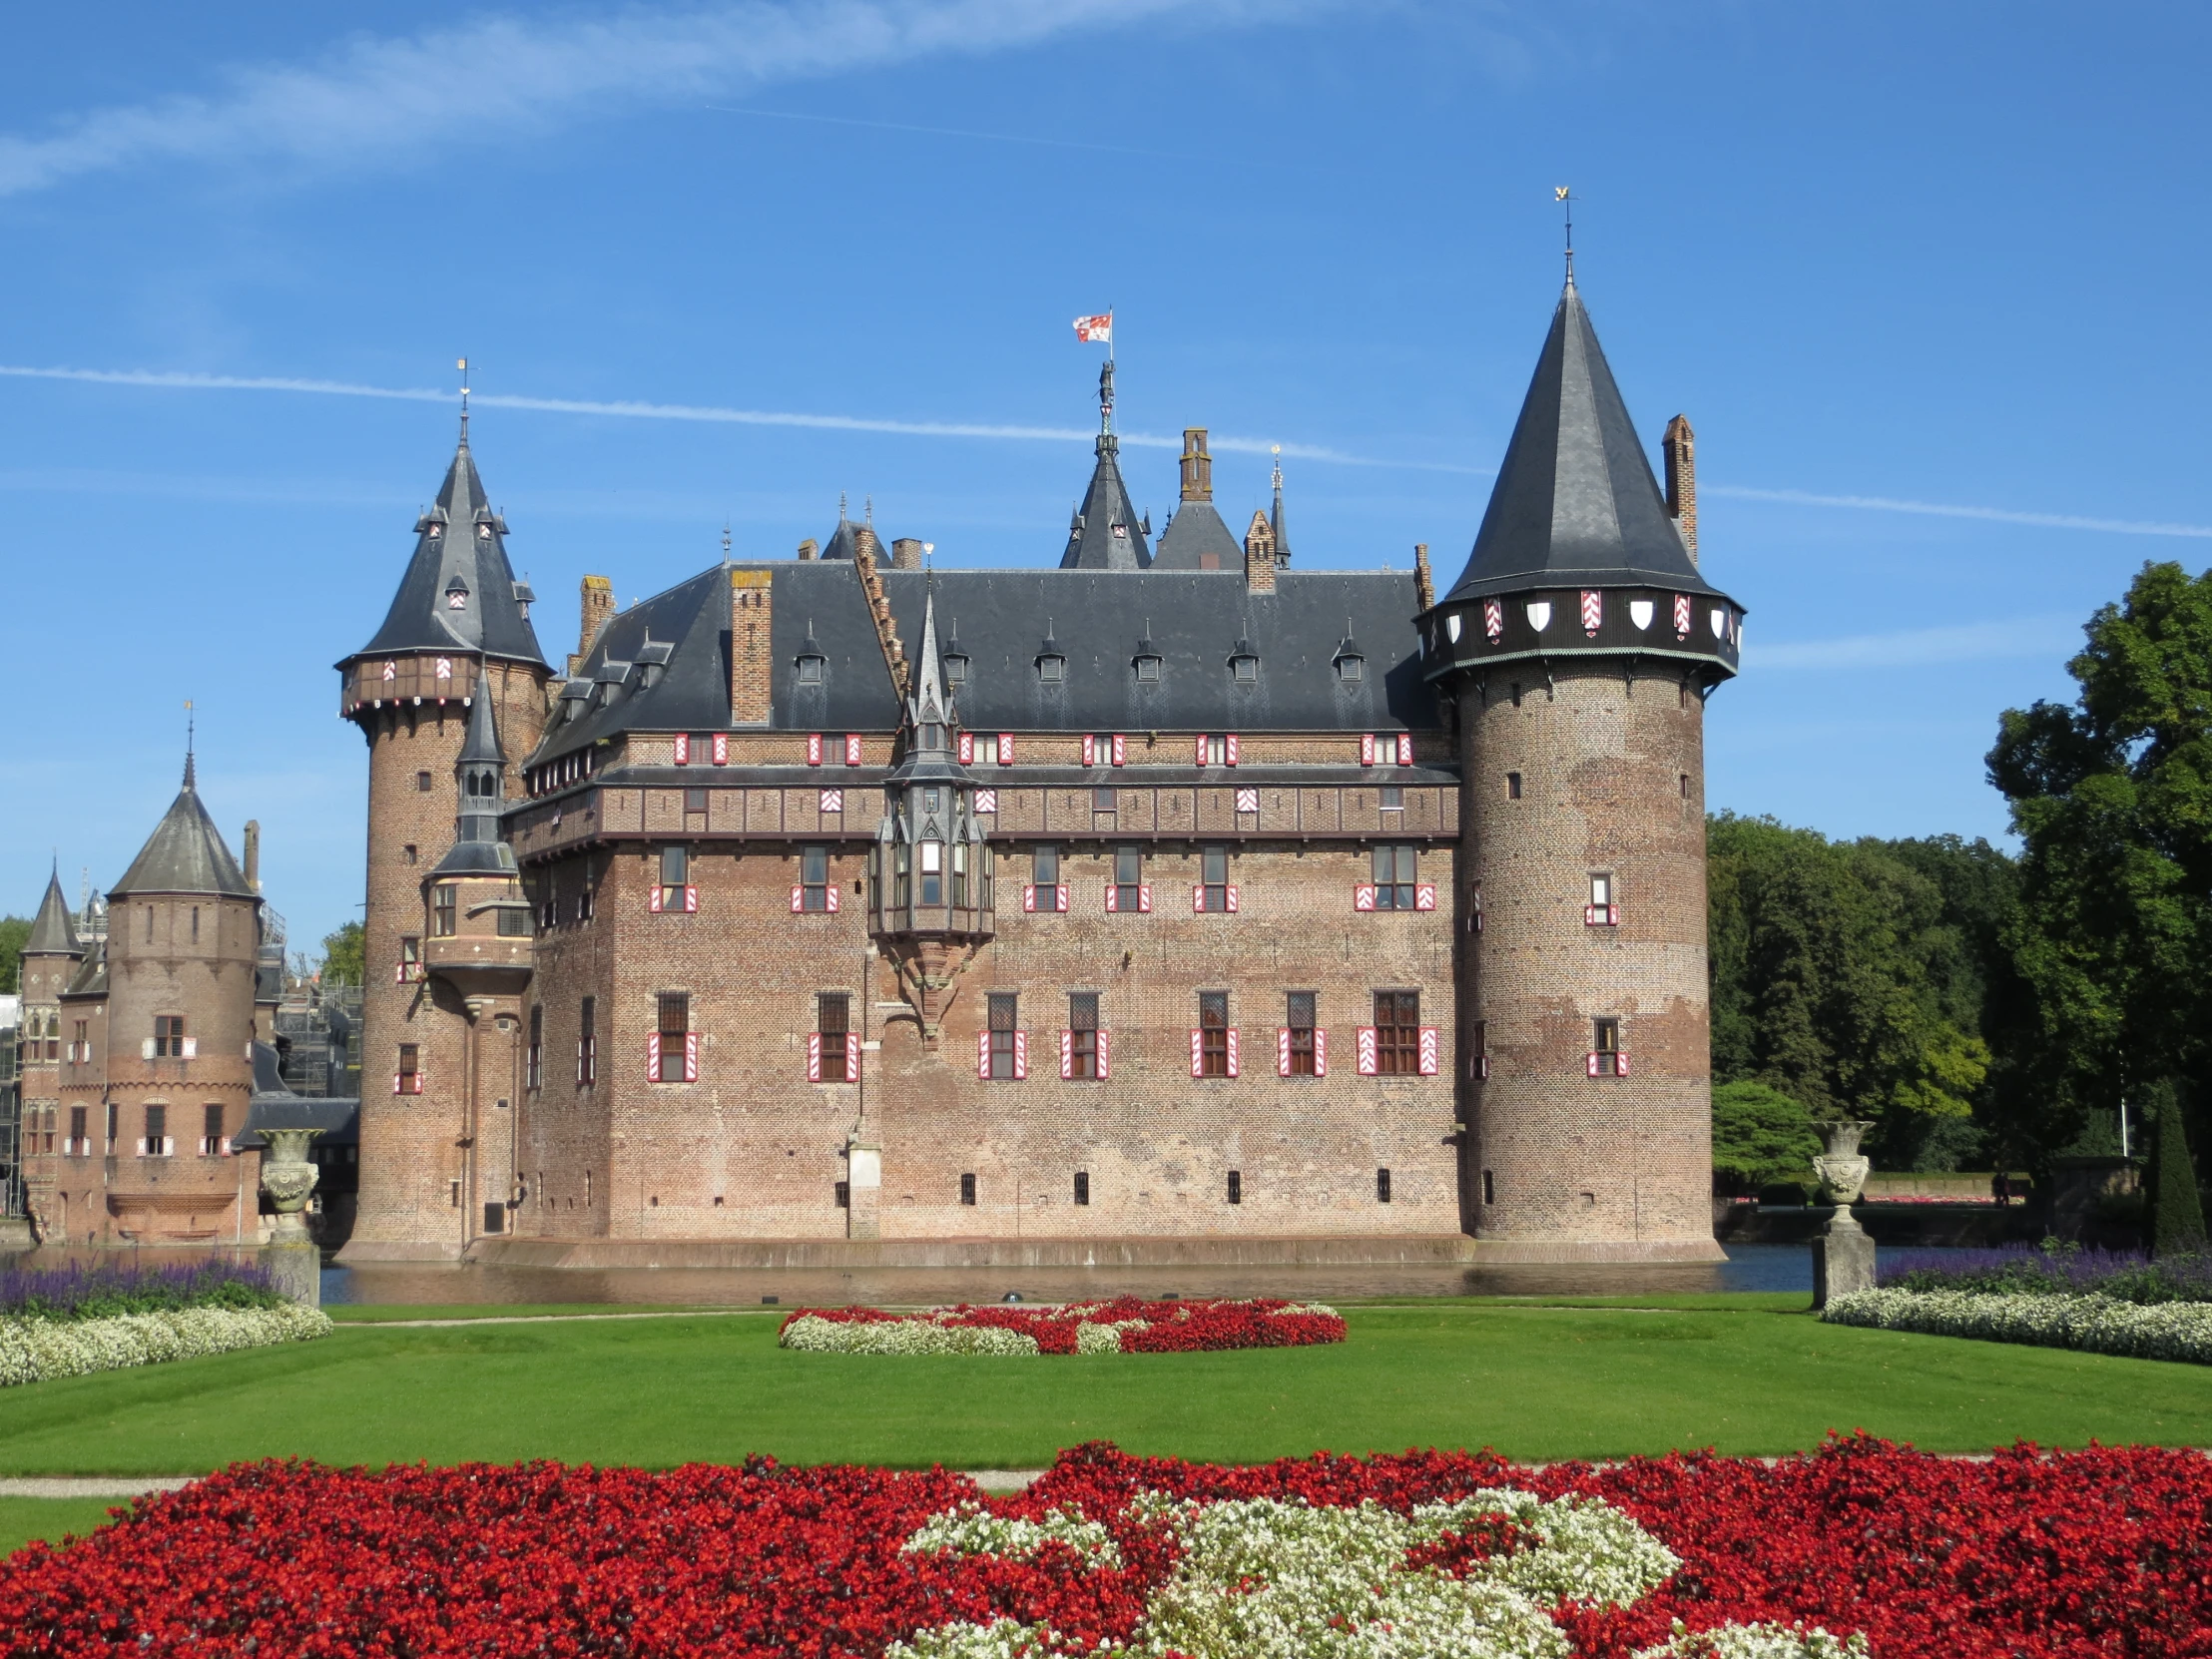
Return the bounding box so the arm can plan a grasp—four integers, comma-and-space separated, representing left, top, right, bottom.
243, 821, 261, 891
1662, 414, 1697, 566
1412, 543, 1434, 612
1244, 511, 1277, 594
797, 538, 819, 561
1179, 428, 1215, 502
569, 575, 615, 675
729, 569, 774, 724
891, 537, 924, 570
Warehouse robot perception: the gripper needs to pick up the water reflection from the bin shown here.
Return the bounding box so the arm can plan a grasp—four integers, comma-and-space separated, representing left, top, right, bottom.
321, 1245, 1822, 1308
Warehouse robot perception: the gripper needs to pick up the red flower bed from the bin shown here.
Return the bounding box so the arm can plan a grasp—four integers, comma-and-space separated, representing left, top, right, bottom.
780, 1296, 1349, 1354
5, 1438, 2211, 1657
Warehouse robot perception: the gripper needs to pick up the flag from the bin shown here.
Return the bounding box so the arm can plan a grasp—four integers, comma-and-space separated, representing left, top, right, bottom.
1073, 312, 1112, 344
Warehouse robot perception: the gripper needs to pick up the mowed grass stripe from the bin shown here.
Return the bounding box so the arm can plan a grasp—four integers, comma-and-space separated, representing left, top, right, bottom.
5, 1304, 2209, 1475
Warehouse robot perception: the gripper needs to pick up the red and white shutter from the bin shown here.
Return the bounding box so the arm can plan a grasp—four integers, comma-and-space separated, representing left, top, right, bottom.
684, 885, 700, 912
1190, 1030, 1205, 1077
1586, 1052, 1602, 1078
684, 1032, 700, 1083
1096, 1031, 1110, 1079
1581, 590, 1603, 635
978, 1030, 992, 1080
1195, 734, 1210, 766
649, 885, 665, 913
821, 789, 843, 815
1417, 1028, 1440, 1076
673, 734, 690, 765
1484, 597, 1504, 642
1060, 1029, 1074, 1080
1674, 593, 1693, 638
1414, 884, 1437, 910
1225, 884, 1240, 913
807, 734, 824, 767
1357, 1028, 1379, 1076
1105, 884, 1119, 912
1112, 734, 1127, 766
1137, 884, 1152, 913
1055, 884, 1070, 913
1361, 733, 1377, 767
647, 1032, 663, 1083
825, 883, 840, 913
1013, 1030, 1028, 1080
1192, 884, 1207, 913
975, 789, 997, 815
1278, 1028, 1293, 1077
1236, 788, 1259, 814
1396, 735, 1413, 766
1023, 884, 1038, 912
712, 733, 729, 766
1225, 734, 1240, 766
790, 885, 805, 912
958, 732, 975, 764
1355, 884, 1378, 911
1618, 1052, 1632, 1077
997, 734, 1015, 765
1082, 735, 1097, 766
1314, 1030, 1328, 1077
844, 734, 863, 766
1225, 1028, 1241, 1078
808, 1033, 823, 1082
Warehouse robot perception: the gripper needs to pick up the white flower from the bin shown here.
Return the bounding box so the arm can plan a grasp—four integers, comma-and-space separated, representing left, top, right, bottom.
1636, 1618, 1871, 1658
904, 1504, 1123, 1568
779, 1316, 1040, 1357
0, 1305, 331, 1387
1823, 1288, 2212, 1365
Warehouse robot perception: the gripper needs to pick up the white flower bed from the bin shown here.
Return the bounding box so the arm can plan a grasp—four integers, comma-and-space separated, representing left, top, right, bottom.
779, 1315, 1041, 1357
1823, 1287, 2212, 1364
888, 1488, 1859, 1659
0, 1304, 332, 1387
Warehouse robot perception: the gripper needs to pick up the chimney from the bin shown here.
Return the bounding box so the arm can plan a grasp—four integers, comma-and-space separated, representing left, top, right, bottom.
1243, 511, 1278, 594
243, 821, 261, 891
891, 537, 924, 571
570, 575, 615, 676
1662, 414, 1698, 566
729, 569, 774, 724
1179, 428, 1214, 502
1412, 543, 1434, 613
797, 538, 819, 561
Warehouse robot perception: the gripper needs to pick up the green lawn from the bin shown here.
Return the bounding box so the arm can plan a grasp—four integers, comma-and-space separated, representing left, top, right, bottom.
0, 1496, 132, 1559
4, 1300, 2209, 1475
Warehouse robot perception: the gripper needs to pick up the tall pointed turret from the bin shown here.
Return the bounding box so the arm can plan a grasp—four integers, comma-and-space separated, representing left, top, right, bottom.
434, 675, 512, 871
112, 752, 256, 899
1270, 449, 1293, 566
352, 430, 547, 668
25, 865, 81, 958
1059, 360, 1152, 570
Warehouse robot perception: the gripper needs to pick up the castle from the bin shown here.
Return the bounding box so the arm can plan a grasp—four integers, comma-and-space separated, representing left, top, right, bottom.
14, 275, 1740, 1266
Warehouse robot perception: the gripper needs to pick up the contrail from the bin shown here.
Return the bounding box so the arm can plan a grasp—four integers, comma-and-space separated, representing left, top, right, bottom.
1707, 484, 2212, 541
0, 362, 1483, 475
702, 103, 1188, 163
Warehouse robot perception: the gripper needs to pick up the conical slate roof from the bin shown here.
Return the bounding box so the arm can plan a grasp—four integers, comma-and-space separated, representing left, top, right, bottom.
1060, 435, 1152, 570
353, 433, 549, 666
1443, 279, 1715, 603
25, 867, 81, 956
112, 756, 256, 898
457, 673, 506, 764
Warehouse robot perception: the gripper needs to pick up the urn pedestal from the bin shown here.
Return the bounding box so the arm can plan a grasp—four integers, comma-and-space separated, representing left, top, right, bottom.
1811, 1120, 1877, 1309
258, 1127, 323, 1308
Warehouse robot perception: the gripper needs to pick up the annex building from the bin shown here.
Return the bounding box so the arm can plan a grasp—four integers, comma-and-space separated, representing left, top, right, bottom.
332, 276, 1742, 1267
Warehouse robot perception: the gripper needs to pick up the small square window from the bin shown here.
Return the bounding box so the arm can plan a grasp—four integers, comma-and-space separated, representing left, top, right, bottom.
1590, 872, 1613, 907
402, 843, 418, 865
416, 772, 433, 793
1093, 787, 1116, 811
1377, 1168, 1392, 1204
1136, 656, 1161, 683
798, 656, 825, 685
960, 1172, 978, 1205
685, 787, 709, 813
1506, 772, 1523, 800
1226, 1169, 1243, 1205
1074, 1171, 1090, 1206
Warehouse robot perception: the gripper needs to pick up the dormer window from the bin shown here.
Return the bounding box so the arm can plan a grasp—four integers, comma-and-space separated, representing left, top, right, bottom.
797, 650, 826, 685
944, 641, 969, 684
1134, 638, 1163, 683
1230, 639, 1260, 683
1036, 633, 1066, 685
446, 579, 469, 611
1334, 639, 1365, 684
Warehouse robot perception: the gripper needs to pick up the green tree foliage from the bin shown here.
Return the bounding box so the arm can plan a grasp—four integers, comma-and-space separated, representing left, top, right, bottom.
2146, 1080, 2209, 1257
1710, 1079, 1824, 1193
1988, 560, 2212, 1175
1708, 816, 2000, 1167
0, 915, 28, 994
318, 920, 365, 986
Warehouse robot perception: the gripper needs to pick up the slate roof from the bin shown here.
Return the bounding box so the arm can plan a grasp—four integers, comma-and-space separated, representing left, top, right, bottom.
1060, 434, 1153, 571
112, 756, 258, 898
351, 434, 549, 668
457, 675, 506, 765
63, 938, 106, 998
25, 869, 81, 956
1151, 498, 1243, 570
1443, 279, 1721, 604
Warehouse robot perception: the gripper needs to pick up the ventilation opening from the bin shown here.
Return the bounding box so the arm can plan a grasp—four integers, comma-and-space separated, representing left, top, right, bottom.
1481, 1169, 1494, 1206
1506, 773, 1522, 800
1074, 1171, 1090, 1206
1377, 1168, 1392, 1204
960, 1173, 977, 1206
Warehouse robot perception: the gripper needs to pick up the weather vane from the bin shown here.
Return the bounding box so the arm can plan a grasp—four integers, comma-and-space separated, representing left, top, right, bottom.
1555, 187, 1574, 284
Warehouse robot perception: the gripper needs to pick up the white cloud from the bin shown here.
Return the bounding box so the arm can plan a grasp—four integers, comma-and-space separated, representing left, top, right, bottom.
0, 0, 1309, 197
1709, 484, 2212, 541
1754, 615, 2084, 672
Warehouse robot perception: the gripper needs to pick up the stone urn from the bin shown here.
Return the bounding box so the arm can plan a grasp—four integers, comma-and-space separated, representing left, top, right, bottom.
259, 1128, 321, 1243
1813, 1119, 1876, 1209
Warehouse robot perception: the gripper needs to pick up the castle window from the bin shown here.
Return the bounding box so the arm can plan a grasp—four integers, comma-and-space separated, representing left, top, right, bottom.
577, 886, 595, 922
191, 906, 199, 943
1113, 846, 1148, 913
987, 993, 1022, 1080
1586, 873, 1619, 926
1074, 1171, 1090, 1206
154, 1015, 187, 1058
1197, 991, 1233, 1078
1227, 1169, 1243, 1205
892, 842, 911, 909
1135, 652, 1161, 683
1379, 786, 1403, 812
943, 646, 968, 685
1680, 773, 1692, 800
202, 1104, 226, 1158
1198, 734, 1234, 768
497, 903, 533, 937
397, 1044, 421, 1094
652, 993, 694, 1083
800, 846, 831, 911
815, 993, 853, 1083
1198, 846, 1234, 913
1067, 992, 1100, 1079
1373, 845, 1417, 910
685, 787, 709, 813
417, 772, 433, 793
960, 1173, 978, 1205
950, 840, 970, 907
1336, 648, 1365, 684
660, 845, 690, 910
834, 1181, 850, 1209
1230, 640, 1260, 682
539, 894, 558, 931
1286, 992, 1319, 1077
1377, 1168, 1392, 1204
1482, 1169, 1495, 1206
106, 1101, 118, 1154
1037, 650, 1065, 684
1506, 773, 1522, 799
1471, 1020, 1488, 1080
527, 1005, 543, 1090
919, 839, 943, 906
143, 1104, 169, 1158
1094, 787, 1116, 811
578, 998, 597, 1085
433, 885, 457, 937
1590, 1017, 1623, 1077
797, 652, 825, 685
1373, 991, 1421, 1075
1032, 845, 1063, 914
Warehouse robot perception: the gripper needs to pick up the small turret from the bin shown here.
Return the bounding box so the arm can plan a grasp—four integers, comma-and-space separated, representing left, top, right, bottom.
1059, 361, 1153, 570
421, 678, 532, 994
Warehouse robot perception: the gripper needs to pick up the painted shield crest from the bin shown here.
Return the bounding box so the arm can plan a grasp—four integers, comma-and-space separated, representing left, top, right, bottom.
1629, 599, 1655, 631
1524, 600, 1553, 633
1446, 612, 1462, 644
1710, 606, 1728, 639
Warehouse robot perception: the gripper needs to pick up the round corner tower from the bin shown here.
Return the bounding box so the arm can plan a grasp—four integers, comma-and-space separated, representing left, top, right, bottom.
335, 422, 550, 1255
1421, 276, 1741, 1262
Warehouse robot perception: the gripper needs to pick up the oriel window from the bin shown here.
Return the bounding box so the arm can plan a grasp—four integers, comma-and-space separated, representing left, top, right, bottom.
433, 884, 457, 937
1374, 990, 1421, 1076
1198, 991, 1231, 1077
1068, 992, 1100, 1079
919, 840, 943, 906
950, 841, 969, 907
1373, 845, 1417, 910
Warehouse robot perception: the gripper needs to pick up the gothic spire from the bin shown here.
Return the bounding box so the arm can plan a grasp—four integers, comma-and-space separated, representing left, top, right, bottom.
1271, 446, 1293, 566
1059, 361, 1152, 570
25, 864, 82, 957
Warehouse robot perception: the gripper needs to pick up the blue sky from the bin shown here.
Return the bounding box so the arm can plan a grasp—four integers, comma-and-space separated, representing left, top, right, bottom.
2, 1, 2207, 958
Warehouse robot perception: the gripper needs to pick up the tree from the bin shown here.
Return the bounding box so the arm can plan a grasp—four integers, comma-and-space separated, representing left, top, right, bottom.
318, 920, 365, 986
1988, 560, 2212, 1168
1711, 1080, 1824, 1194
0, 915, 28, 994
2145, 1080, 2208, 1256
